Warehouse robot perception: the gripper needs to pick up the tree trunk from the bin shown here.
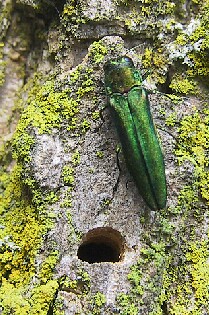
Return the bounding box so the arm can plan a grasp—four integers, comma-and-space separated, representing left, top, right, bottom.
0, 0, 208, 314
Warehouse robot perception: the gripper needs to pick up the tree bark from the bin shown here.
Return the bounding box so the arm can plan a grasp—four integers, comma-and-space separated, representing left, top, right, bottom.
0, 1, 208, 314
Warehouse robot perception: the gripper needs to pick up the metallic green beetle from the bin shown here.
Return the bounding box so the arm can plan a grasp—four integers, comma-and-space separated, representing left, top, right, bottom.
104, 56, 167, 210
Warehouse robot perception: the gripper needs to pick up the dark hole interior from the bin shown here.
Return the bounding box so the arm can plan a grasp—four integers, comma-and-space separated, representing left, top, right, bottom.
161, 301, 168, 315
78, 242, 119, 263
158, 66, 174, 94
77, 228, 124, 264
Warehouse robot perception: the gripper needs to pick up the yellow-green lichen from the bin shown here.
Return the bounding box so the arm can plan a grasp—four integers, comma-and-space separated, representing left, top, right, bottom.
62, 1, 76, 17
61, 188, 73, 208
117, 293, 138, 315
0, 67, 80, 311
29, 280, 59, 315
96, 151, 104, 158
0, 166, 42, 284
15, 76, 78, 134
39, 250, 60, 284
117, 162, 208, 315
165, 112, 178, 127
169, 76, 199, 95
62, 165, 75, 186
12, 75, 79, 164
66, 209, 76, 236
66, 209, 82, 242
162, 239, 209, 315
81, 119, 91, 132
0, 0, 13, 41
76, 76, 95, 98
175, 108, 209, 204
67, 65, 96, 107
0, 162, 59, 314
90, 292, 106, 315
117, 240, 168, 314
92, 110, 100, 120
0, 280, 31, 315
62, 270, 90, 295
113, 1, 209, 91
88, 40, 108, 64
164, 1, 209, 88
116, 0, 176, 37
0, 278, 60, 315
61, 0, 86, 35
159, 107, 209, 313
0, 42, 6, 86
142, 47, 169, 84
72, 149, 80, 166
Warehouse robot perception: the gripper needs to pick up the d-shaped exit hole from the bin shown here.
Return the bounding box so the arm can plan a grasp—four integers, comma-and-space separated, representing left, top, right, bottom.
77, 227, 125, 264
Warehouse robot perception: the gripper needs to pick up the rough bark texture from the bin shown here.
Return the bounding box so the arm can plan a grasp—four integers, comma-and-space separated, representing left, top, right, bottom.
0, 0, 209, 314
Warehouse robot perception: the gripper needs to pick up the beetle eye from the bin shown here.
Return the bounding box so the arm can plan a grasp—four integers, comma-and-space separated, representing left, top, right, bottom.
123, 57, 130, 62
123, 56, 134, 67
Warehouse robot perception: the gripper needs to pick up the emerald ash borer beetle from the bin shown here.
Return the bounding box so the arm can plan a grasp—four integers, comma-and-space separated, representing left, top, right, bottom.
104, 56, 167, 210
